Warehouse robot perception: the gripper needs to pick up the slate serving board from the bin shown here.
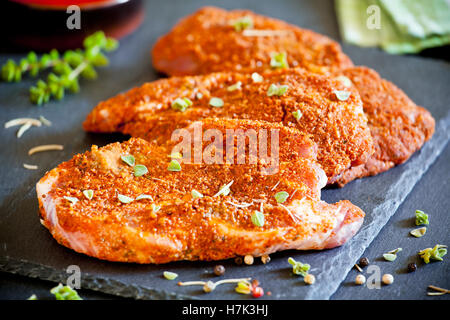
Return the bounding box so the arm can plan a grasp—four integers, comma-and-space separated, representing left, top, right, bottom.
1, 0, 449, 300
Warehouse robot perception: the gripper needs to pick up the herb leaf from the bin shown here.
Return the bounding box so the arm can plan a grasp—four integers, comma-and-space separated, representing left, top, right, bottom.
135, 194, 153, 201
275, 191, 289, 203
410, 227, 427, 238
232, 16, 253, 32
334, 90, 351, 101
191, 189, 203, 199
82, 189, 94, 200
209, 97, 224, 107
121, 155, 135, 167
251, 72, 263, 83
267, 84, 288, 97
292, 110, 302, 120
163, 271, 178, 280
419, 245, 447, 263
288, 257, 310, 277
167, 159, 182, 172
50, 284, 82, 300
251, 211, 265, 227
133, 164, 148, 177
118, 194, 134, 204
415, 210, 429, 225
270, 52, 289, 69
171, 97, 192, 112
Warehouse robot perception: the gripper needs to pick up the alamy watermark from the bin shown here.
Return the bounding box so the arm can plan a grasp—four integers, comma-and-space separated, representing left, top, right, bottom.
66, 5, 81, 30
170, 122, 280, 175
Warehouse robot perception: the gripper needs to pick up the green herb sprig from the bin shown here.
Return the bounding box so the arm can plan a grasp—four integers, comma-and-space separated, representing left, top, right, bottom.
288, 257, 310, 277
50, 283, 82, 300
1, 31, 118, 105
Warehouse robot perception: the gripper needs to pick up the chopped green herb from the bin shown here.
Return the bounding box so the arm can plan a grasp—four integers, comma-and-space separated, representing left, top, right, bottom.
163, 271, 178, 280
209, 97, 224, 107
82, 189, 94, 200
27, 294, 37, 300
270, 52, 289, 69
227, 81, 242, 92
288, 257, 310, 277
335, 75, 352, 87
169, 151, 183, 159
235, 281, 252, 294
415, 210, 429, 225
419, 245, 447, 263
410, 227, 427, 238
63, 196, 78, 204
214, 180, 234, 197
50, 283, 82, 300
232, 16, 253, 32
133, 164, 148, 177
383, 253, 397, 261
334, 90, 351, 101
191, 189, 203, 199
292, 110, 302, 120
121, 154, 135, 167
171, 97, 193, 112
118, 194, 133, 204
135, 194, 153, 201
275, 191, 289, 203
267, 84, 288, 97
388, 248, 403, 255
168, 159, 181, 172
251, 211, 265, 227
251, 72, 263, 83
152, 204, 161, 213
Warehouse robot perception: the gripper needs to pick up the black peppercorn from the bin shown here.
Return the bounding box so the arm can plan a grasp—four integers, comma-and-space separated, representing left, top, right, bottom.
358, 257, 370, 268
407, 262, 417, 273
213, 265, 225, 276
234, 256, 243, 265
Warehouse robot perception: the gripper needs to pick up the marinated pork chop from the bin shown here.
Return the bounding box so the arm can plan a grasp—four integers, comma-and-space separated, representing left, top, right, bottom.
335, 67, 435, 186
38, 120, 365, 263
152, 7, 353, 76
84, 68, 373, 183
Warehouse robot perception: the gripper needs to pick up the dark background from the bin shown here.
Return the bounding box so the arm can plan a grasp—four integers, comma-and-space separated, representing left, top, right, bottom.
0, 0, 449, 300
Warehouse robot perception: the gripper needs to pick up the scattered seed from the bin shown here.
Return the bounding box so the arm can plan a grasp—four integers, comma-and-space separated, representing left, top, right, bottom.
382, 274, 394, 285
407, 263, 417, 273
261, 254, 271, 264
213, 265, 225, 276
304, 274, 315, 285
358, 257, 370, 268
244, 255, 254, 265
355, 274, 366, 285
163, 271, 178, 280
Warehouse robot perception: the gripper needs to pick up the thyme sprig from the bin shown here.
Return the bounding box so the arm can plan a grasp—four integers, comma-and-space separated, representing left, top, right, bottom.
1, 31, 118, 105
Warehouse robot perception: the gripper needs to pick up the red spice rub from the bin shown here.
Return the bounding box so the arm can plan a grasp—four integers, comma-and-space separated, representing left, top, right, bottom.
37, 120, 364, 263
335, 67, 435, 186
152, 6, 353, 76
84, 68, 374, 183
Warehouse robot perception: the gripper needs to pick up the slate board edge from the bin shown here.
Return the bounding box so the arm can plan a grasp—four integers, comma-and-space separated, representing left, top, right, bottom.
1, 112, 449, 300
307, 113, 450, 299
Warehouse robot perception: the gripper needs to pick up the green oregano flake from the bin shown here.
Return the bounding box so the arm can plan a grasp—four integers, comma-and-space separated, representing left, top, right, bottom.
209, 97, 224, 107
191, 189, 203, 199
135, 194, 153, 201
82, 189, 94, 200
270, 52, 289, 69
251, 72, 263, 83
121, 154, 135, 167
410, 227, 427, 238
334, 90, 351, 101
118, 194, 134, 204
163, 271, 178, 280
63, 196, 78, 204
292, 110, 302, 120
415, 210, 429, 225
167, 159, 182, 172
275, 191, 289, 203
50, 283, 82, 300
251, 211, 265, 227
171, 97, 193, 112
133, 164, 148, 177
288, 257, 310, 277
232, 16, 254, 32
335, 75, 352, 87
383, 248, 402, 261
152, 204, 161, 213
267, 84, 288, 97
227, 81, 242, 92
419, 245, 447, 263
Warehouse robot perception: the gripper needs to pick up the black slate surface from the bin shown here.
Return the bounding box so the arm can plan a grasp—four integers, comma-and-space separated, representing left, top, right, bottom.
0, 0, 449, 300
